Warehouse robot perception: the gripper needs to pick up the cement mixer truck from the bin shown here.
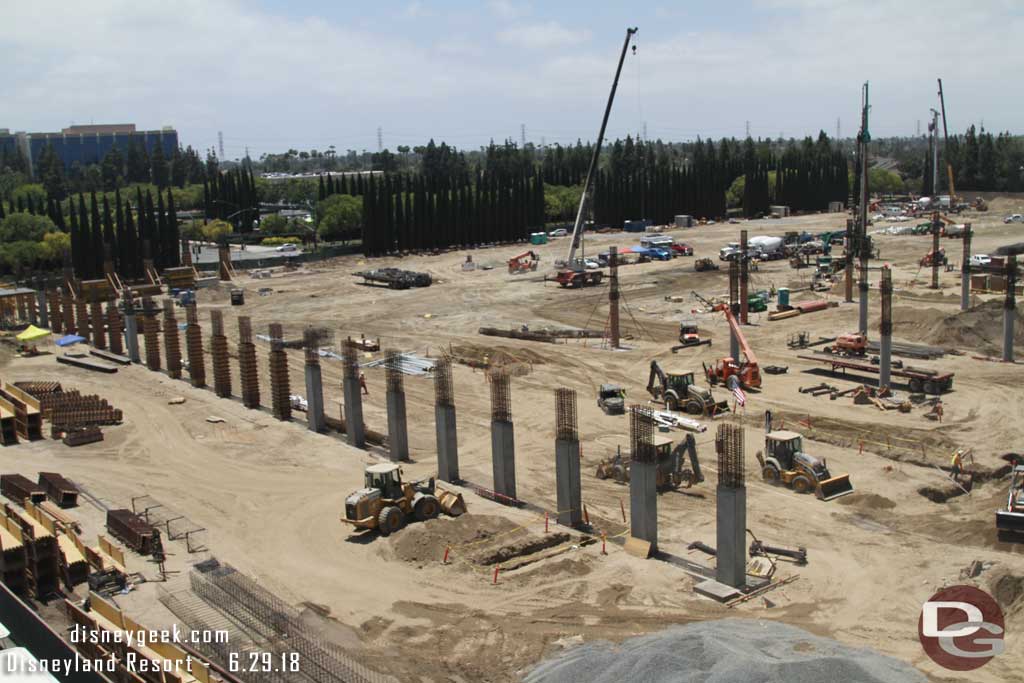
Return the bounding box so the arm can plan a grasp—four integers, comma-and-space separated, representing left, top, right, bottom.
749, 235, 785, 260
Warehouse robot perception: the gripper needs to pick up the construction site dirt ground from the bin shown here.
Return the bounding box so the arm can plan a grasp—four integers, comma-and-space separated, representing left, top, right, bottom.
3, 196, 1024, 682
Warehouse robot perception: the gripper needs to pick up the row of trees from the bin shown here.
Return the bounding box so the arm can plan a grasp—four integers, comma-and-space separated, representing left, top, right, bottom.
65, 188, 181, 281
203, 166, 260, 231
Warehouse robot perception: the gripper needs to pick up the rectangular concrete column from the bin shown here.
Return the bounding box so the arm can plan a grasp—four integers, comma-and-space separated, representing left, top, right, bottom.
715, 423, 746, 589
35, 289, 47, 328
555, 439, 582, 528
961, 224, 972, 311
386, 391, 409, 461
629, 460, 657, 550
491, 420, 516, 500
305, 363, 325, 433
879, 266, 892, 389
1005, 256, 1017, 363
435, 405, 459, 482
342, 342, 365, 448
434, 358, 459, 483
715, 486, 747, 588
124, 312, 140, 363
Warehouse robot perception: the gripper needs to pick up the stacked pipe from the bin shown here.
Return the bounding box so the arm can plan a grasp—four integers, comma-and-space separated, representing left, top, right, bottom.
106, 301, 123, 356
162, 299, 183, 379
185, 304, 206, 388
142, 298, 161, 371
90, 296, 106, 349
210, 310, 232, 398
268, 323, 291, 421
237, 317, 260, 409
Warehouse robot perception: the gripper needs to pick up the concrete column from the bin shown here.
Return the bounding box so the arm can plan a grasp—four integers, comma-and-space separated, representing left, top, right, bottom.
491, 420, 516, 500
879, 266, 892, 389
304, 363, 325, 433
858, 275, 869, 336
435, 405, 459, 483
961, 224, 972, 311
124, 314, 140, 363
715, 486, 747, 588
386, 390, 409, 461
629, 459, 657, 551
342, 377, 366, 449
555, 439, 582, 527
35, 289, 47, 328
1005, 256, 1017, 363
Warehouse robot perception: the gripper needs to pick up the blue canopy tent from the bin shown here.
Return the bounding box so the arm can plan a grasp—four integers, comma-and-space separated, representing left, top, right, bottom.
56, 334, 86, 347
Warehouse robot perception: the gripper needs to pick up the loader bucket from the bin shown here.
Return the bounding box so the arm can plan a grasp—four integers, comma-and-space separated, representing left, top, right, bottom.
438, 489, 467, 517
816, 474, 854, 501
996, 510, 1024, 535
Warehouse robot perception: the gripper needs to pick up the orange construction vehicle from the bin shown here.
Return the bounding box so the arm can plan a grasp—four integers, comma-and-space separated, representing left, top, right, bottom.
920, 247, 947, 267
704, 304, 762, 390
824, 333, 867, 356
508, 250, 540, 274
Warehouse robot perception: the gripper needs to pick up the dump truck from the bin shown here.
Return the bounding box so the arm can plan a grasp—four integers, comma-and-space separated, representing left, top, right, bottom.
755, 411, 853, 501
341, 463, 466, 536
996, 465, 1024, 542
647, 360, 729, 417
597, 384, 626, 415
595, 434, 704, 490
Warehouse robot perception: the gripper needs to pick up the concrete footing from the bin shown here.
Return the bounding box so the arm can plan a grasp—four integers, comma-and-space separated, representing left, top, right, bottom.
555, 439, 582, 527
342, 377, 366, 449
305, 363, 325, 433
715, 486, 747, 589
491, 419, 516, 500
435, 405, 459, 483
386, 390, 409, 461
629, 459, 658, 552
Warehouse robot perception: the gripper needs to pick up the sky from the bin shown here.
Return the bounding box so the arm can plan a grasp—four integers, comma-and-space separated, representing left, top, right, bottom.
3, 0, 1023, 160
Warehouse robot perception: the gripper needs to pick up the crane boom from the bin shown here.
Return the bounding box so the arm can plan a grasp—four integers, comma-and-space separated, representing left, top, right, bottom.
937, 78, 956, 202
719, 305, 759, 367
563, 27, 638, 270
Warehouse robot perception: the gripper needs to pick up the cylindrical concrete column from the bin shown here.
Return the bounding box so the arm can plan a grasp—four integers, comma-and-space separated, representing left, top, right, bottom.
342, 342, 365, 448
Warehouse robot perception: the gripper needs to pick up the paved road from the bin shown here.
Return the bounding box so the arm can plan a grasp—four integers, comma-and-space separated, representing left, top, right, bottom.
192, 243, 304, 264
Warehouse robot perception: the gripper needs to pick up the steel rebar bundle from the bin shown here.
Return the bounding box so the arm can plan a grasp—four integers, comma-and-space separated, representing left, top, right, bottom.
105, 301, 123, 355
555, 388, 578, 442
210, 310, 232, 398
238, 316, 260, 408
89, 296, 106, 349
715, 423, 745, 489
142, 298, 161, 371
185, 303, 206, 387
268, 323, 291, 420
434, 357, 454, 407
489, 370, 512, 422
162, 299, 182, 379
630, 404, 656, 463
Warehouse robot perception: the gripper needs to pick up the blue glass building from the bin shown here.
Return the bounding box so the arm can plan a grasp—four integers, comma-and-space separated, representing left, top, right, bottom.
0, 124, 178, 176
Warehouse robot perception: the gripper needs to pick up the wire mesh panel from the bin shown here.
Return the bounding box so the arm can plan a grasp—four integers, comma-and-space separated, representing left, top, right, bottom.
385, 349, 404, 394
715, 423, 745, 489
554, 388, 578, 442
434, 357, 454, 407
489, 370, 511, 422
630, 404, 656, 462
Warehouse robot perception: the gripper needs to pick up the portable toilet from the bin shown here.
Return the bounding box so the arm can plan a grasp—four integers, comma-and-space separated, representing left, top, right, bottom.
777, 287, 790, 309
530, 232, 548, 245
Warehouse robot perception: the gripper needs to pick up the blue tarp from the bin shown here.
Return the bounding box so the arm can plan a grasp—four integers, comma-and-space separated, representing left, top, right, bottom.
56, 334, 86, 347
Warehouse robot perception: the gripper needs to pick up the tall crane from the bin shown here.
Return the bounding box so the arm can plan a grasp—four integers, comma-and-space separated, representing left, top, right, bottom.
937, 78, 956, 205
705, 304, 762, 389
556, 27, 638, 288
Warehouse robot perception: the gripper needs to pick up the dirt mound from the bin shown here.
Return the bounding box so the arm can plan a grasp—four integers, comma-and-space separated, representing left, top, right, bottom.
988, 567, 1024, 616
447, 343, 546, 375
837, 493, 896, 510
893, 301, 1024, 355
525, 619, 927, 683
388, 514, 518, 567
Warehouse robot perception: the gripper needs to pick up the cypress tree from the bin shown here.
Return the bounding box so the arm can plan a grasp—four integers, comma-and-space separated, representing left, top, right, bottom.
156, 190, 167, 269
0, 200, 4, 220
318, 175, 325, 202
102, 195, 115, 270
69, 198, 81, 279
167, 189, 180, 267
76, 194, 90, 278
90, 192, 104, 277
144, 190, 157, 263
123, 202, 138, 279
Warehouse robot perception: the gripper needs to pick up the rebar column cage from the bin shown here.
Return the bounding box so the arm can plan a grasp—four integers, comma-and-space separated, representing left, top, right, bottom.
304, 327, 321, 365
385, 349, 404, 394
880, 267, 893, 337
630, 404, 656, 463
715, 423, 745, 489
554, 388, 578, 442
434, 357, 454, 407
489, 370, 511, 422
342, 340, 359, 380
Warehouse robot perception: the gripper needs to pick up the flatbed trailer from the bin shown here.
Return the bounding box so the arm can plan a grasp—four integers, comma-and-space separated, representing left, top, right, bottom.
796, 355, 954, 394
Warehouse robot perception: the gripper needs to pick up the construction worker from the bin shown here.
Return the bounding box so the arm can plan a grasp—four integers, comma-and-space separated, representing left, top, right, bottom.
950, 449, 965, 481
359, 372, 369, 396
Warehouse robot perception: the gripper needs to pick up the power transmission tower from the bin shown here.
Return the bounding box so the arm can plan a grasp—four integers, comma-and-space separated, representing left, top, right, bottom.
520, 124, 526, 147
217, 131, 224, 159
377, 127, 383, 152
745, 120, 750, 138
916, 119, 921, 136
642, 122, 647, 141
836, 117, 840, 139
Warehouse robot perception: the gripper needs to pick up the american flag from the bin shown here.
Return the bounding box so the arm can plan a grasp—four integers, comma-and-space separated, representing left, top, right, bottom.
732, 385, 747, 406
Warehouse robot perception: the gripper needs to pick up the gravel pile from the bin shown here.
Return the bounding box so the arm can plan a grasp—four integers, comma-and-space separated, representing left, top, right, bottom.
524, 618, 926, 683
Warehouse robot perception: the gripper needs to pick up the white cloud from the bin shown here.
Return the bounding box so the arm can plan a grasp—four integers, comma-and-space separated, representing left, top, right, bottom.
488, 0, 529, 20
497, 21, 592, 50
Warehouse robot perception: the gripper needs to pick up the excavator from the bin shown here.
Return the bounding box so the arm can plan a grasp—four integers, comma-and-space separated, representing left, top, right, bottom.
647, 360, 729, 416
595, 433, 704, 490
755, 411, 854, 501
508, 250, 540, 274
704, 304, 762, 390
555, 28, 637, 289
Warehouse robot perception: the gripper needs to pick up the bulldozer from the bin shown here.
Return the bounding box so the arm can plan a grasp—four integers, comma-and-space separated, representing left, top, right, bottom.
996, 464, 1024, 542
694, 258, 719, 272
647, 360, 729, 417
597, 384, 626, 415
341, 463, 467, 536
595, 434, 704, 490
755, 411, 854, 501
